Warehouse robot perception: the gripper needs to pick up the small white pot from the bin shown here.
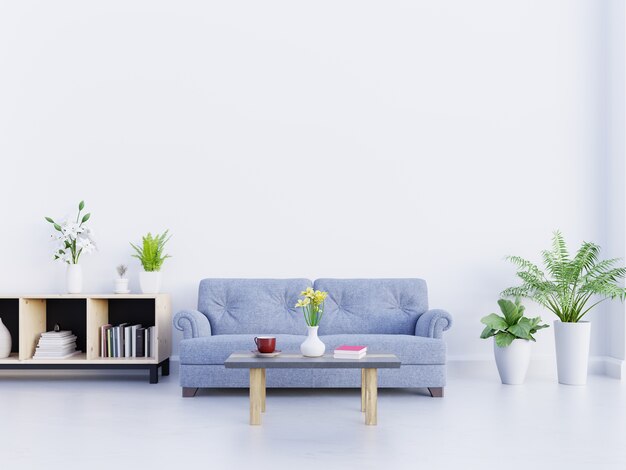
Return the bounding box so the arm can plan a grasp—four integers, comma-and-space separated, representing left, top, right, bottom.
554, 321, 591, 385
114, 278, 130, 294
0, 317, 12, 359
139, 271, 161, 294
300, 326, 325, 357
66, 264, 83, 294
493, 338, 531, 385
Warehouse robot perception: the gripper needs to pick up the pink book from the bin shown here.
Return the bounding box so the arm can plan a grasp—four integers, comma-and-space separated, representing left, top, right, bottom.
334, 345, 367, 353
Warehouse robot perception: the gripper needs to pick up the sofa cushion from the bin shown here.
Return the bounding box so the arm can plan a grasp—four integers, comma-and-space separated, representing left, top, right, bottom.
179, 333, 445, 365
197, 279, 312, 335
314, 279, 428, 335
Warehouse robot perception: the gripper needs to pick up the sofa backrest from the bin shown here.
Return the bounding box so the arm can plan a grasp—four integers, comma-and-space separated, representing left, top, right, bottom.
197, 278, 311, 335
314, 278, 428, 335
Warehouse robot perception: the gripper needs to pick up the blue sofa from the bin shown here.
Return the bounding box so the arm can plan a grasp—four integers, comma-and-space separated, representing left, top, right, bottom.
173, 279, 453, 397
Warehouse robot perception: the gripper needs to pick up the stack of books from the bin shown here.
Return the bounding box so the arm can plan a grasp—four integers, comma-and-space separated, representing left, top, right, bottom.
100, 323, 156, 358
32, 331, 80, 359
333, 345, 367, 359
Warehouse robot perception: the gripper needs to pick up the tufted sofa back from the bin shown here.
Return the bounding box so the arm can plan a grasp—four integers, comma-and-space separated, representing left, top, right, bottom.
197, 279, 311, 335
314, 279, 428, 335
197, 278, 429, 336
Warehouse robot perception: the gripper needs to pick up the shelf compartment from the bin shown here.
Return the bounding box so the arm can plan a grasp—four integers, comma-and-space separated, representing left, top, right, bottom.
86, 298, 158, 360
0, 298, 19, 354
19, 298, 87, 360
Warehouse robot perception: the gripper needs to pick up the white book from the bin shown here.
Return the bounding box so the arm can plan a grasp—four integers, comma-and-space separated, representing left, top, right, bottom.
149, 326, 157, 358
124, 326, 132, 357
334, 352, 367, 360
33, 350, 80, 359
41, 331, 73, 337
145, 328, 149, 358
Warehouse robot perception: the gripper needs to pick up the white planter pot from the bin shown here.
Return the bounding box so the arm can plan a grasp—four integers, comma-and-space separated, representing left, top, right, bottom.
493, 338, 531, 385
139, 271, 161, 294
0, 317, 12, 358
66, 264, 83, 294
554, 321, 591, 385
300, 326, 325, 357
114, 278, 130, 294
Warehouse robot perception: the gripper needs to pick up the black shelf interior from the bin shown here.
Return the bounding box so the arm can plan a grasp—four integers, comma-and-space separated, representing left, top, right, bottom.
0, 299, 19, 353
46, 299, 87, 353
108, 299, 156, 328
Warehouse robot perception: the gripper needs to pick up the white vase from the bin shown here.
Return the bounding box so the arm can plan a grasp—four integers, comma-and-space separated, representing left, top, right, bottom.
66, 264, 83, 294
114, 278, 130, 294
139, 271, 161, 294
493, 338, 531, 385
554, 321, 591, 385
300, 326, 325, 357
0, 318, 11, 358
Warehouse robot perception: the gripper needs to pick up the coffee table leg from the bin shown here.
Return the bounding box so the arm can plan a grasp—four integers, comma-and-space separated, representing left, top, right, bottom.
364, 368, 377, 425
250, 368, 264, 425
261, 368, 266, 412
361, 368, 366, 412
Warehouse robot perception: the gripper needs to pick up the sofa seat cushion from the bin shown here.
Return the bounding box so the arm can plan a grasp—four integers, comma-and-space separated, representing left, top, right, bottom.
179, 334, 445, 366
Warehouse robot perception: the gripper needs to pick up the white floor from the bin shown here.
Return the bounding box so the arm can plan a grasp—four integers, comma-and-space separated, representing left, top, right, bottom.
1, 364, 625, 470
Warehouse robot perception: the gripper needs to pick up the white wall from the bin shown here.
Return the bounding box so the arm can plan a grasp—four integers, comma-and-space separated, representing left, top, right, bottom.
0, 1, 619, 363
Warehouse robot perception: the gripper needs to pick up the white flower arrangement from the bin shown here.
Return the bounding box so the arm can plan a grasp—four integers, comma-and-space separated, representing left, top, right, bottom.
45, 200, 96, 264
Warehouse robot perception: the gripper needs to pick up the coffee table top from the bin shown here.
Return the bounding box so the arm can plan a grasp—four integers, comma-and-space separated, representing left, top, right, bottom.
224, 352, 401, 369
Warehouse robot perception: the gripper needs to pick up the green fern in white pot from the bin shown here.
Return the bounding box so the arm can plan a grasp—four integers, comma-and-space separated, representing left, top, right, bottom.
502, 231, 626, 385
130, 231, 172, 294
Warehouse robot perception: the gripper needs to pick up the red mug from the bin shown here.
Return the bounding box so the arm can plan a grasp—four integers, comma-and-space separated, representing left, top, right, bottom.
254, 336, 276, 353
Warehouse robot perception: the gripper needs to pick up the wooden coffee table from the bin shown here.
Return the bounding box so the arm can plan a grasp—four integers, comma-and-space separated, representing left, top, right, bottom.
224, 352, 401, 426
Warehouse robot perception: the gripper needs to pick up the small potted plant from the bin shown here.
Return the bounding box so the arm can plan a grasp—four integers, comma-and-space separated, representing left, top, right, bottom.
480, 298, 548, 384
503, 231, 626, 385
130, 230, 171, 294
45, 200, 96, 294
114, 264, 130, 294
295, 287, 328, 357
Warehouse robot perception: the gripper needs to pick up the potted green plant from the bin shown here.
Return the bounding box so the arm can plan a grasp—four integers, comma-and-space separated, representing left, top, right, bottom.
295, 287, 328, 357
130, 230, 171, 294
480, 298, 548, 384
502, 231, 626, 385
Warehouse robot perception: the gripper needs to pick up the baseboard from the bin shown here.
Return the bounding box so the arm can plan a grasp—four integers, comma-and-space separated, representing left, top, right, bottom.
448, 355, 624, 380
603, 357, 625, 379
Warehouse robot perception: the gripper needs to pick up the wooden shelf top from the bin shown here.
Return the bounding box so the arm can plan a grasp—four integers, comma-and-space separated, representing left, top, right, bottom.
0, 294, 169, 300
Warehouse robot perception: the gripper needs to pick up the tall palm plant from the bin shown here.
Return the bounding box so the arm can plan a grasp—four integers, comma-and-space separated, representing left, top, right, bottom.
502, 231, 626, 323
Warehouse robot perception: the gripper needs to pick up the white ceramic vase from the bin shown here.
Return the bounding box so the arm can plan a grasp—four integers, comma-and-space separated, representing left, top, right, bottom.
114, 278, 130, 294
0, 318, 11, 358
66, 264, 83, 294
554, 321, 591, 385
300, 326, 325, 357
139, 271, 161, 294
493, 338, 531, 385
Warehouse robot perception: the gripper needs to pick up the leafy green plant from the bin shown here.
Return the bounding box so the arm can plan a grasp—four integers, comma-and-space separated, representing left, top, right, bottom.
502, 231, 626, 323
481, 298, 549, 347
130, 230, 171, 272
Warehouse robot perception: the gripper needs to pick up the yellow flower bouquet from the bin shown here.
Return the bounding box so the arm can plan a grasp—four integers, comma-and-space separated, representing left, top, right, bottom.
295, 287, 328, 326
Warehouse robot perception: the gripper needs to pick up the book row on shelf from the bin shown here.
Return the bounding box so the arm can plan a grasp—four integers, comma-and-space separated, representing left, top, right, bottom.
100, 324, 156, 358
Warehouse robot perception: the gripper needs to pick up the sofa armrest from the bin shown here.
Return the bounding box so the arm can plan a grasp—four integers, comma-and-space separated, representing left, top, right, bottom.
173, 309, 212, 339
415, 309, 453, 339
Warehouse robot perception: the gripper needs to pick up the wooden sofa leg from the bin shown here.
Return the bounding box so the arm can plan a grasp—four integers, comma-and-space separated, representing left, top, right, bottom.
182, 387, 199, 398
428, 387, 444, 398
